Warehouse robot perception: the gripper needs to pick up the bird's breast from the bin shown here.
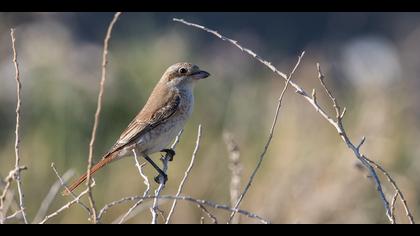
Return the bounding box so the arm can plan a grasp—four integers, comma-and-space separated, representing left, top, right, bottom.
138, 90, 194, 155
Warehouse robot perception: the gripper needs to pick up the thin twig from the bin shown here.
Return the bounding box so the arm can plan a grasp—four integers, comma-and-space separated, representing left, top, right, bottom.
3, 210, 22, 222
315, 64, 394, 223
223, 132, 242, 224
228, 51, 305, 223
117, 152, 150, 224
9, 28, 28, 224
39, 181, 95, 224
173, 18, 414, 224
0, 178, 18, 224
86, 12, 121, 224
364, 157, 415, 224
390, 192, 399, 224
1, 167, 26, 219
165, 125, 202, 224
150, 130, 183, 224
150, 156, 170, 223
51, 163, 91, 214
32, 170, 74, 223
173, 18, 288, 80
197, 203, 217, 224
99, 195, 269, 224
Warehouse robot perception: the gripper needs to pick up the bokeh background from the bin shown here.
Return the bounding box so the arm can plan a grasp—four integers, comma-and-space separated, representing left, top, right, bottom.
1, 12, 420, 224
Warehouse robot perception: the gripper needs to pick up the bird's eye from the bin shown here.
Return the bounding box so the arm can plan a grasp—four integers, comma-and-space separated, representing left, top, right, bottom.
179, 68, 188, 74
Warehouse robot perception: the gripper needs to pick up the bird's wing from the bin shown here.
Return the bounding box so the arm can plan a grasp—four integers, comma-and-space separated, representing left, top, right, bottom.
106, 92, 181, 155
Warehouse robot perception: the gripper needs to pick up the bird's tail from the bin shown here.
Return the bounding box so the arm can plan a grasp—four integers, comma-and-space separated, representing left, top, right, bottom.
62, 152, 117, 196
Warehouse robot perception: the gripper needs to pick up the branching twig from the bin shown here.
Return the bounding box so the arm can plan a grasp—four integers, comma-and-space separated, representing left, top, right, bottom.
51, 163, 91, 214
314, 64, 397, 223
150, 131, 183, 224
228, 51, 305, 223
197, 203, 217, 224
150, 161, 168, 224
99, 195, 269, 224
223, 132, 242, 224
39, 181, 95, 224
117, 152, 150, 224
390, 192, 399, 224
8, 28, 28, 224
173, 18, 414, 224
32, 169, 74, 223
364, 157, 415, 224
1, 166, 26, 220
86, 12, 121, 224
3, 210, 22, 222
165, 125, 202, 224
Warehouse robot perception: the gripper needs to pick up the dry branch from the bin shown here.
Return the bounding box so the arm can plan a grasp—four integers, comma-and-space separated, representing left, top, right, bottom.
165, 125, 202, 224
117, 152, 150, 224
197, 203, 218, 224
99, 194, 270, 224
364, 157, 415, 224
173, 18, 415, 224
150, 130, 183, 224
51, 163, 91, 214
39, 181, 95, 224
86, 12, 122, 223
8, 28, 28, 224
32, 169, 74, 223
228, 51, 305, 222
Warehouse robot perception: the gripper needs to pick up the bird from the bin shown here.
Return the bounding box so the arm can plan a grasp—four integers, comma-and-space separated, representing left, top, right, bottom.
62, 62, 210, 196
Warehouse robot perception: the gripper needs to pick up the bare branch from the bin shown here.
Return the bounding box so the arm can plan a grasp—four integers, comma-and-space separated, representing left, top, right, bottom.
117, 152, 150, 224
100, 195, 269, 224
86, 12, 122, 224
228, 51, 305, 223
364, 157, 415, 224
51, 163, 91, 214
173, 18, 414, 224
39, 181, 95, 224
173, 18, 288, 80
223, 132, 243, 224
3, 210, 22, 222
1, 166, 26, 217
390, 192, 399, 224
196, 203, 217, 224
8, 28, 28, 224
166, 125, 202, 224
150, 157, 170, 224
316, 64, 397, 223
151, 130, 183, 224
356, 136, 366, 152
32, 170, 74, 223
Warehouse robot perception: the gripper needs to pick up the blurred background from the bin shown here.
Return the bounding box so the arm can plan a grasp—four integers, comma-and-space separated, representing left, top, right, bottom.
1, 12, 420, 224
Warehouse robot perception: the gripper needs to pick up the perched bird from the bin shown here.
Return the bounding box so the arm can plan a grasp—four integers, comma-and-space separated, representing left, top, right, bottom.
63, 62, 210, 195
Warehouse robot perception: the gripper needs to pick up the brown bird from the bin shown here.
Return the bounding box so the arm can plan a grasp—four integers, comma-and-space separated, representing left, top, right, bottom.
63, 62, 210, 195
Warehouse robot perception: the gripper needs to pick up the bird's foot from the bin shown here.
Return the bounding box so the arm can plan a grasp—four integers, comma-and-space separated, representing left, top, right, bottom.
154, 173, 168, 185
160, 148, 176, 161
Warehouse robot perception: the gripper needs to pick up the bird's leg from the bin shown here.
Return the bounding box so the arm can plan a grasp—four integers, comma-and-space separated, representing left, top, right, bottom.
160, 148, 176, 161
142, 154, 168, 184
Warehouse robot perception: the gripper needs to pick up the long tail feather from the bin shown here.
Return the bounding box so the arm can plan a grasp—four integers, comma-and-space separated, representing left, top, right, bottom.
62, 152, 117, 196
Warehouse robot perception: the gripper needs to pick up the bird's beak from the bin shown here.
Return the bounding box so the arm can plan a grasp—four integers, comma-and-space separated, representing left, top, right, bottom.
191, 70, 210, 80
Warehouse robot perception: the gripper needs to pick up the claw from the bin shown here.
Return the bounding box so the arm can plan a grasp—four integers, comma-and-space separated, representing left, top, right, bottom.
154, 173, 168, 185
160, 148, 176, 161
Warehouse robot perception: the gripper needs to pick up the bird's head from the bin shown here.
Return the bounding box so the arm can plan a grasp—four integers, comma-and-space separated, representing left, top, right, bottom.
161, 62, 210, 89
